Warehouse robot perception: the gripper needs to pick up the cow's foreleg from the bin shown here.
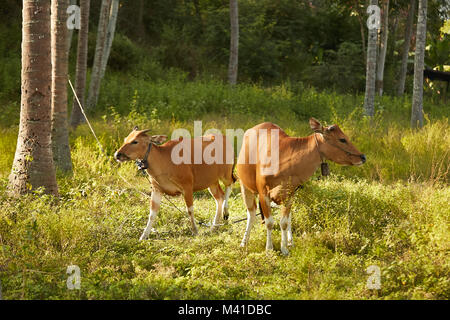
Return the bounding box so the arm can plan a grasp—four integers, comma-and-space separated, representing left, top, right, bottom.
184, 190, 198, 235
280, 200, 293, 255
139, 190, 162, 240
240, 184, 257, 247
208, 183, 225, 230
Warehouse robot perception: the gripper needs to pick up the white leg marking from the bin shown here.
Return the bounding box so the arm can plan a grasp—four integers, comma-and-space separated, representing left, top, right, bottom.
240, 207, 256, 247
280, 215, 289, 255
265, 215, 274, 251
212, 197, 224, 228
287, 214, 294, 247
139, 191, 162, 240
222, 186, 232, 219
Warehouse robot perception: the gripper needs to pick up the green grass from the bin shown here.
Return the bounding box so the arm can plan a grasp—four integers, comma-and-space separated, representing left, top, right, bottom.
0, 79, 449, 299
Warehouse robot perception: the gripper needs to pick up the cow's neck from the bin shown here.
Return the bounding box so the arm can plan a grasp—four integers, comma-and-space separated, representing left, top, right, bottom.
144, 144, 164, 179
283, 134, 323, 183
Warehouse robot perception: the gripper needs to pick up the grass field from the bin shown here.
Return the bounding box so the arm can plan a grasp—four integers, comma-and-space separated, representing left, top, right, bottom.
0, 79, 449, 299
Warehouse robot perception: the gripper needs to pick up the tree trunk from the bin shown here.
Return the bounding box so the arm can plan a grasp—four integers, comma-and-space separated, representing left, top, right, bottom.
397, 0, 416, 96
51, 0, 72, 173
228, 0, 239, 85
364, 0, 379, 116
354, 0, 366, 63
70, 0, 90, 128
137, 0, 145, 41
8, 0, 58, 196
387, 12, 398, 64
67, 0, 77, 51
376, 0, 389, 96
411, 0, 427, 128
100, 0, 119, 80
86, 0, 111, 109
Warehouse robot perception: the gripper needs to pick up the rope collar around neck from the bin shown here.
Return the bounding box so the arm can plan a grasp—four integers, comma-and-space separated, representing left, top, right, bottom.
314, 132, 330, 177
136, 142, 153, 171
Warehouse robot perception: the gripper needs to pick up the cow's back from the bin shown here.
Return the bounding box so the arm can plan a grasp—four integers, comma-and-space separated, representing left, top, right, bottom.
236, 122, 289, 193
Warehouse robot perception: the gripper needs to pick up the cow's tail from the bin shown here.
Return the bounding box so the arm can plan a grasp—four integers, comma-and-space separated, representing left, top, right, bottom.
258, 199, 265, 223
231, 161, 237, 183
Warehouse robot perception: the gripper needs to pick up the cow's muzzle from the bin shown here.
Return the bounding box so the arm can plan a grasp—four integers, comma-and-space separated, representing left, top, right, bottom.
114, 151, 130, 162
360, 154, 366, 164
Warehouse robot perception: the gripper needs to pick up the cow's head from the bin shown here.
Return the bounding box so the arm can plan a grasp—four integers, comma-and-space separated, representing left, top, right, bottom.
309, 118, 366, 166
114, 126, 167, 162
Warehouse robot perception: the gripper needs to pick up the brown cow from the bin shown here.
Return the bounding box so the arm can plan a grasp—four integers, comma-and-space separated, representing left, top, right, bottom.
236, 118, 365, 255
114, 127, 235, 240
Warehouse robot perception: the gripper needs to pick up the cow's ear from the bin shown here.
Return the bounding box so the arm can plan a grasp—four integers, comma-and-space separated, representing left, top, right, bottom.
309, 118, 323, 133
151, 135, 168, 144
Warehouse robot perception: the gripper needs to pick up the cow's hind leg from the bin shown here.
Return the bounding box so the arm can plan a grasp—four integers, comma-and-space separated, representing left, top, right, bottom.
183, 189, 198, 236
280, 200, 293, 255
287, 212, 294, 247
222, 184, 232, 220
259, 193, 274, 251
139, 189, 162, 240
208, 182, 225, 229
240, 184, 257, 247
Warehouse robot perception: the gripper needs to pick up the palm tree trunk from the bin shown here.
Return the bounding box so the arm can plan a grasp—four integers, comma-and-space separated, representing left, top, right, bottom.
100, 0, 119, 80
70, 0, 90, 128
411, 0, 427, 128
51, 0, 72, 173
67, 0, 77, 51
354, 0, 366, 63
364, 0, 379, 116
86, 0, 111, 109
9, 0, 58, 196
376, 0, 389, 96
397, 0, 416, 96
228, 0, 239, 85
137, 0, 145, 40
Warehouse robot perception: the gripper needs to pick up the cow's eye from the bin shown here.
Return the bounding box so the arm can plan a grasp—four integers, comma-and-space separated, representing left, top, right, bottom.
339, 138, 347, 144
131, 141, 138, 144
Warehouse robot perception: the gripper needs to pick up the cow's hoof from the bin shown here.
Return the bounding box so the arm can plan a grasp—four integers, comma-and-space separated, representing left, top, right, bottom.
281, 247, 290, 256
223, 208, 229, 221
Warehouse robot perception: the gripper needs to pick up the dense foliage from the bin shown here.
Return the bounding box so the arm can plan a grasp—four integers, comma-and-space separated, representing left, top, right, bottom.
0, 0, 448, 300
0, 79, 449, 299
1, 0, 449, 101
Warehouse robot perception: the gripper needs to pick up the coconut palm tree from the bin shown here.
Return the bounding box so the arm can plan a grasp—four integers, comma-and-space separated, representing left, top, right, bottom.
9, 0, 58, 196
364, 0, 379, 116
397, 0, 416, 96
411, 0, 428, 128
86, 0, 111, 109
51, 0, 73, 173
70, 0, 90, 128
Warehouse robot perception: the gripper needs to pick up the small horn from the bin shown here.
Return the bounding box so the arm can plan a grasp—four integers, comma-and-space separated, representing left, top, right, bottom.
133, 126, 139, 131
